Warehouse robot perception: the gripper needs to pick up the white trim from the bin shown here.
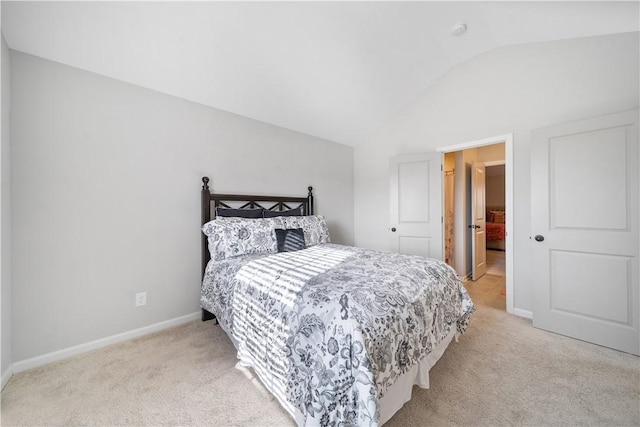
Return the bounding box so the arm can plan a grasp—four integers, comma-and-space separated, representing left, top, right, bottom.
459, 272, 473, 282
436, 134, 514, 153
513, 308, 533, 320
1, 364, 13, 390
503, 135, 514, 314
438, 133, 515, 315
484, 160, 505, 167
12, 311, 200, 374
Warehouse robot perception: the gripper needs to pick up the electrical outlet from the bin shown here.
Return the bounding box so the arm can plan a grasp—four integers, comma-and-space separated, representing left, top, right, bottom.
135, 292, 147, 307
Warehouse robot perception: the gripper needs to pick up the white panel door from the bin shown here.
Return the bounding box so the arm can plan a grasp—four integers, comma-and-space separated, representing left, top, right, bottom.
531, 109, 639, 355
390, 153, 443, 260
471, 162, 487, 280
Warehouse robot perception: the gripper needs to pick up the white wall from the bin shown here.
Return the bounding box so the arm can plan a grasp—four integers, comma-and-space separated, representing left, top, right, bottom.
10, 51, 354, 362
1, 34, 12, 385
486, 169, 505, 207
354, 32, 639, 312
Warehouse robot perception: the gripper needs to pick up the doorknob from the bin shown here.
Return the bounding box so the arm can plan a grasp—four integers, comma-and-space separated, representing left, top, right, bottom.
467, 225, 481, 229
534, 235, 545, 242
391, 227, 397, 232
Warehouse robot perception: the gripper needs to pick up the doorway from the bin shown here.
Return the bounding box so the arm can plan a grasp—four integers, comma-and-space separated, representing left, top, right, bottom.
438, 134, 514, 314
484, 162, 507, 292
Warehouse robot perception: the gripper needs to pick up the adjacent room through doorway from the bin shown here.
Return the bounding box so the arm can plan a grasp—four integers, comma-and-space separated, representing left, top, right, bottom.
443, 143, 508, 311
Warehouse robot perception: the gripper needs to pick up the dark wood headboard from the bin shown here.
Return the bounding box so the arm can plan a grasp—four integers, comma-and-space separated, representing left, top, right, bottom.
200, 176, 313, 320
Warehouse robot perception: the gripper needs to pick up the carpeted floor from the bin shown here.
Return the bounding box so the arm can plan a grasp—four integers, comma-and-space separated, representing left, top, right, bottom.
2, 278, 639, 426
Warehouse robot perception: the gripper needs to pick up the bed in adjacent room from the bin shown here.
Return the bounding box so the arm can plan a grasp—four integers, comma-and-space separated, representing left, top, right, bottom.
199, 177, 475, 426
486, 206, 506, 251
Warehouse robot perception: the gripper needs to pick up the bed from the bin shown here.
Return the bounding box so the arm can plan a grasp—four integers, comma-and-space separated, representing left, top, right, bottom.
486, 206, 506, 251
199, 177, 475, 426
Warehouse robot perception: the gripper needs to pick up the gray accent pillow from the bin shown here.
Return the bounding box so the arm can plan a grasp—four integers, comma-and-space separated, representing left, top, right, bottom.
215, 207, 264, 218
275, 228, 306, 252
263, 207, 303, 217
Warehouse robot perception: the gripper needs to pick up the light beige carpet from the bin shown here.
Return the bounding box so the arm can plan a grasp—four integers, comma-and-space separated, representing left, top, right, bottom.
2, 300, 639, 426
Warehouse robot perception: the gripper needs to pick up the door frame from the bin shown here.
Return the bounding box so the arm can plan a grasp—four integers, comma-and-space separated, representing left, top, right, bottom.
437, 134, 514, 315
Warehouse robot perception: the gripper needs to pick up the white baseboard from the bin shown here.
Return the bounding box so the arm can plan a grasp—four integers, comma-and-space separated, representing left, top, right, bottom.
12, 311, 200, 375
513, 308, 533, 319
1, 364, 13, 390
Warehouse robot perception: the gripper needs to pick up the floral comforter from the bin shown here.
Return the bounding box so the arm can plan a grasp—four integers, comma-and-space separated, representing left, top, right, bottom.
201, 243, 474, 426
486, 222, 506, 241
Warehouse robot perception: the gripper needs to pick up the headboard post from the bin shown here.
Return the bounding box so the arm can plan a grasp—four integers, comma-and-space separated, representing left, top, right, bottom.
201, 177, 211, 278
307, 186, 314, 215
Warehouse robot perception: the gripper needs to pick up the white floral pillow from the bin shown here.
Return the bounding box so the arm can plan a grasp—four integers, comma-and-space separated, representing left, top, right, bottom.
283, 215, 331, 247
202, 217, 285, 261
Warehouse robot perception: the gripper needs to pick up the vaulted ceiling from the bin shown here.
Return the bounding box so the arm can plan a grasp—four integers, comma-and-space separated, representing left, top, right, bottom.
2, 1, 638, 146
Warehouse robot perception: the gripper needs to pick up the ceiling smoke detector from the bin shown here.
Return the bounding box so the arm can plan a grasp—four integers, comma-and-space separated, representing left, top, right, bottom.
450, 22, 467, 36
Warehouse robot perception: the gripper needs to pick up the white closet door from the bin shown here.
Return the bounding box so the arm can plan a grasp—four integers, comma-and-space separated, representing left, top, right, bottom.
531, 109, 639, 355
389, 153, 443, 260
